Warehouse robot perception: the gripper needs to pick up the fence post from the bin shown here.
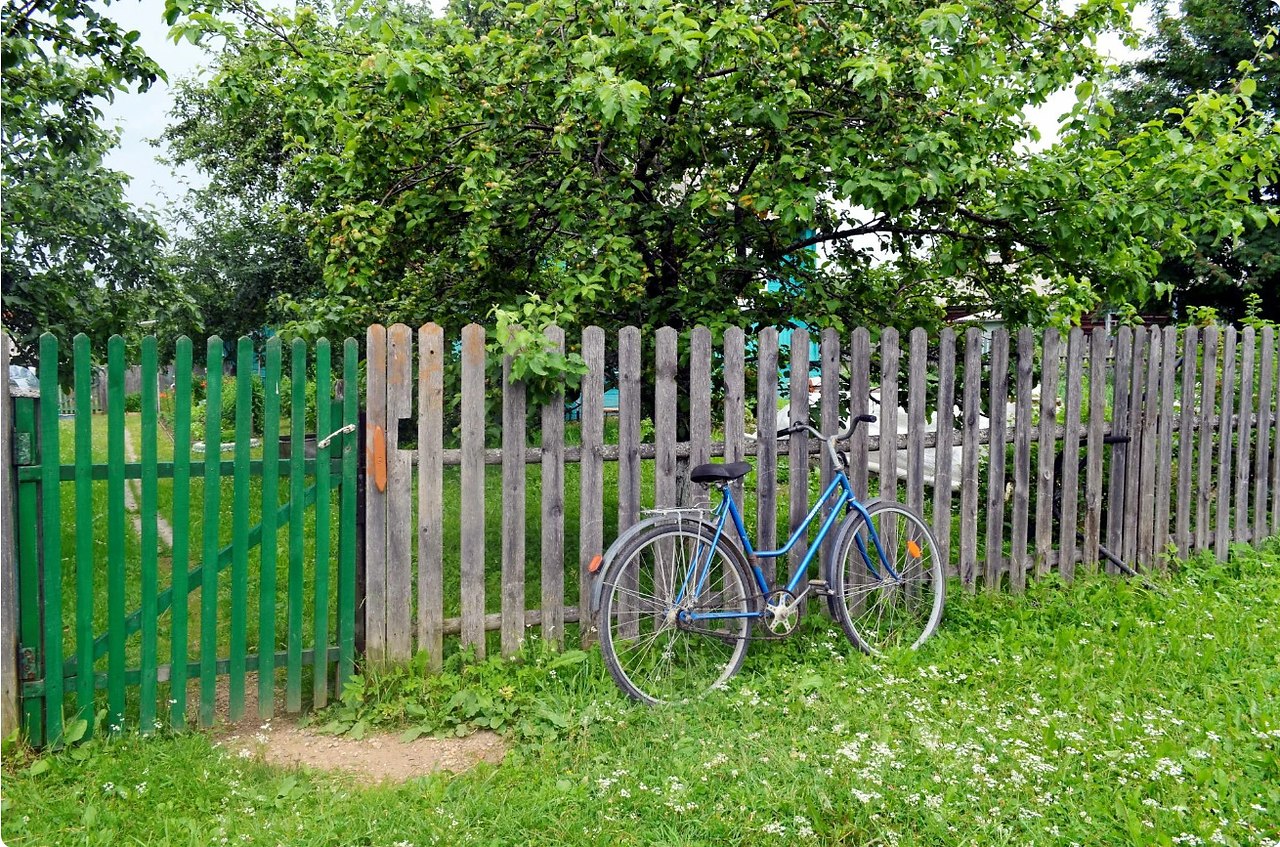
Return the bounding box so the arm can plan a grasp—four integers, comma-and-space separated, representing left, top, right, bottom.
1, 334, 17, 737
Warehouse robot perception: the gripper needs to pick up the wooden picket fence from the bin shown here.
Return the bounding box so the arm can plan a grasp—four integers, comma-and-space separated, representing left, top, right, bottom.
364, 322, 1280, 666
5, 320, 1278, 742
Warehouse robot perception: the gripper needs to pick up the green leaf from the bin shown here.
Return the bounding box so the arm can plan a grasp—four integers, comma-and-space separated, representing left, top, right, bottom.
63, 718, 88, 744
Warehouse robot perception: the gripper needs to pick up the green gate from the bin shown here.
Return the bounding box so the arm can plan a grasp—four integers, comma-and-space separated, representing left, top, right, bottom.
11, 333, 359, 745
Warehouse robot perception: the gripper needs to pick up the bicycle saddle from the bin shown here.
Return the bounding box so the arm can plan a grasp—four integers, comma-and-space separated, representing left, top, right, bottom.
690, 461, 752, 483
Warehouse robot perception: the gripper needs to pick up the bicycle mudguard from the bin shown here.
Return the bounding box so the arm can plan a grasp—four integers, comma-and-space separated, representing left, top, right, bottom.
586, 514, 723, 621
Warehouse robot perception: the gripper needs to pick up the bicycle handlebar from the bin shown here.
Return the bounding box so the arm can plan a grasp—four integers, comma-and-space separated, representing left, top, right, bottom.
776, 413, 876, 442
773, 414, 877, 471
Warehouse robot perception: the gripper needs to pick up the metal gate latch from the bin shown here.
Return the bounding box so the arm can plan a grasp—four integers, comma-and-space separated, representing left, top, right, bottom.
317, 423, 357, 450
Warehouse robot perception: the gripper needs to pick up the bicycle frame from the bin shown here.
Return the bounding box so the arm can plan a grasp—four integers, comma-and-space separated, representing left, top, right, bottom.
672, 470, 900, 623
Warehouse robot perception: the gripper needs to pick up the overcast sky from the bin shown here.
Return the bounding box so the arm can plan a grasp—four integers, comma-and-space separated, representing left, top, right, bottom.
98, 1, 210, 216
99, 1, 1151, 218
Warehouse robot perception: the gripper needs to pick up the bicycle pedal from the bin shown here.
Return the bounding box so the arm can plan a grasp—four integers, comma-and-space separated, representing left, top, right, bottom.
807, 579, 832, 596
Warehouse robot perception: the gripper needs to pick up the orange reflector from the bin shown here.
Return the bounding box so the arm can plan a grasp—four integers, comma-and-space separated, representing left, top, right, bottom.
907, 540, 923, 559
588, 554, 604, 574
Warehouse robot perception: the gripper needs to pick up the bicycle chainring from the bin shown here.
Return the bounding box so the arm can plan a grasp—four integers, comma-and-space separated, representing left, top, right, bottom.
760, 589, 801, 637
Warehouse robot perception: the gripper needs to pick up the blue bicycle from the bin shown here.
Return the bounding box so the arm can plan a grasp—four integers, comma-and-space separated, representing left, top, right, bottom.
593, 415, 946, 705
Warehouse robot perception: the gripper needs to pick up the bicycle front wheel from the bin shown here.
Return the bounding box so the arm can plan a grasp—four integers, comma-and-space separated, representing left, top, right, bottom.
828, 501, 945, 654
598, 522, 754, 705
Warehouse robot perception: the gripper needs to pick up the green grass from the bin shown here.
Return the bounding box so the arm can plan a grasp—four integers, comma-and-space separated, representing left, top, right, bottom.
6, 542, 1279, 846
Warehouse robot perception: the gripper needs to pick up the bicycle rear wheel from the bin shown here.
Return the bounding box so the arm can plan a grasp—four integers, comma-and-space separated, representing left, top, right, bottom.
828, 501, 945, 654
598, 522, 753, 705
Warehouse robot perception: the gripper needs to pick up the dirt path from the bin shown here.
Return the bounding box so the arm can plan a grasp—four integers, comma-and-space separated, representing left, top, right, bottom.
141, 417, 505, 783
122, 422, 176, 549
199, 672, 507, 783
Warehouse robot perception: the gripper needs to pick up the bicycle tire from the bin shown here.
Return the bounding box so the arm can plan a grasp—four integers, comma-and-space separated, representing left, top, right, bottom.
827, 500, 945, 654
597, 522, 754, 705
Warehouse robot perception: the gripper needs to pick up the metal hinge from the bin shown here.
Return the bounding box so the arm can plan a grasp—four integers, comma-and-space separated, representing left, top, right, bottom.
18, 645, 38, 681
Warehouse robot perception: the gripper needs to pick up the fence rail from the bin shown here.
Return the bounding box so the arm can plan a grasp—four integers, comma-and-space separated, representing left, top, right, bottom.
364, 321, 1280, 665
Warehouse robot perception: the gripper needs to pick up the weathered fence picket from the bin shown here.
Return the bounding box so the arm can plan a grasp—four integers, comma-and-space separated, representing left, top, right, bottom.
1253, 327, 1275, 545
724, 328, 747, 512
819, 330, 841, 576
1108, 328, 1133, 571
1137, 329, 1161, 571
386, 325, 413, 662
932, 328, 956, 568
1082, 328, 1107, 572
1175, 327, 1199, 556
756, 329, 779, 582
460, 324, 487, 658
500, 348, 528, 658
960, 327, 982, 588
906, 330, 927, 533
1215, 327, 1238, 560
1010, 328, 1034, 588
578, 327, 605, 648
985, 328, 1010, 589
789, 329, 812, 583
1234, 327, 1256, 545
541, 327, 566, 648
364, 327, 387, 662
849, 328, 872, 502
1057, 329, 1083, 582
1126, 327, 1157, 568
1154, 326, 1177, 567
1197, 327, 1220, 553
1035, 330, 1062, 576
418, 324, 445, 670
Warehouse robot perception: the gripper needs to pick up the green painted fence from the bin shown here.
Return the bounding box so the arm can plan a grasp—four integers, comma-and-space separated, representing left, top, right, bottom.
10, 333, 360, 745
